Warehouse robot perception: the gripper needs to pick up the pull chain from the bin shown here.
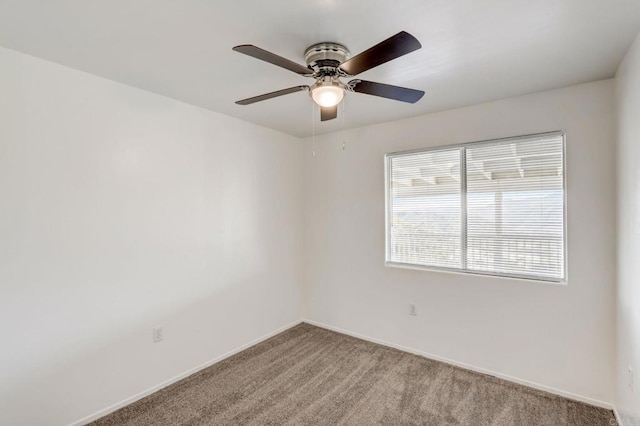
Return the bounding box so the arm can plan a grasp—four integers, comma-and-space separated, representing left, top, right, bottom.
312, 100, 316, 157
342, 95, 347, 151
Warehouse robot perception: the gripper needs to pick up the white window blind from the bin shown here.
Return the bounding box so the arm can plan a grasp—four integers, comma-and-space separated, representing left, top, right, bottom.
386, 132, 565, 282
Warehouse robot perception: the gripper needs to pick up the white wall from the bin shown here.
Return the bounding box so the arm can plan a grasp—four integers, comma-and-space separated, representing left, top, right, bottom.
616, 32, 640, 425
0, 46, 304, 425
304, 80, 616, 405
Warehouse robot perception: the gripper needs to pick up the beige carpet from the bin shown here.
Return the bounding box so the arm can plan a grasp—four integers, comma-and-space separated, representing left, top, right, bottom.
92, 323, 615, 425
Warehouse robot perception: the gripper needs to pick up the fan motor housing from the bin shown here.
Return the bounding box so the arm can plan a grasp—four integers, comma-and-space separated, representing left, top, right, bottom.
304, 43, 350, 71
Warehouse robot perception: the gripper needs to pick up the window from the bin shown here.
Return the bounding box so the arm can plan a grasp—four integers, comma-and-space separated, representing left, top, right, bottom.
385, 132, 566, 282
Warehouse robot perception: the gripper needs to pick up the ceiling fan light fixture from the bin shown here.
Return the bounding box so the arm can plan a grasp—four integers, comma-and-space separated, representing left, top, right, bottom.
310, 81, 344, 107
233, 31, 425, 120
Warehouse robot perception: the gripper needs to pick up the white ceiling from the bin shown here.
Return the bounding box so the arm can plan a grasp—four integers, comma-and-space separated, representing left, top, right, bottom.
0, 0, 639, 137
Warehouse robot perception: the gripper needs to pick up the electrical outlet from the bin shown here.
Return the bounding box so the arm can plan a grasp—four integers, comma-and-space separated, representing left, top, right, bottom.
629, 366, 634, 392
409, 304, 417, 316
153, 327, 163, 343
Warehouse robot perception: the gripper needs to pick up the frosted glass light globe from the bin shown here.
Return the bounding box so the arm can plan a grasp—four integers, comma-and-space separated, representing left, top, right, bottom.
311, 84, 344, 107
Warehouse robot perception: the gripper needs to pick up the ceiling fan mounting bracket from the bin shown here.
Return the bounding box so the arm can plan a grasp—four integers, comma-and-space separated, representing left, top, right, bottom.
345, 79, 360, 92
304, 42, 350, 72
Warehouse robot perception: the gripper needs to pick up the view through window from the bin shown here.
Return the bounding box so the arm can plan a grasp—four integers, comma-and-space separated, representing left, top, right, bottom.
385, 132, 565, 282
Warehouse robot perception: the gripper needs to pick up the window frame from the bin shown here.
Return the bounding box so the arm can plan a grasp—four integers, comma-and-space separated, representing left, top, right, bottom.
384, 131, 567, 284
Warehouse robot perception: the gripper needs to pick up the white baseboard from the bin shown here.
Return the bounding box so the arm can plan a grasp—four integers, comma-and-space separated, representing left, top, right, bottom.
70, 317, 615, 425
613, 406, 624, 426
303, 319, 614, 411
71, 319, 303, 426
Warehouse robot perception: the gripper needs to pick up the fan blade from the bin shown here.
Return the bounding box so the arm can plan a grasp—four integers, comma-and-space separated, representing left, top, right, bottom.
321, 105, 338, 121
350, 80, 424, 103
236, 86, 309, 105
339, 31, 421, 76
233, 45, 312, 75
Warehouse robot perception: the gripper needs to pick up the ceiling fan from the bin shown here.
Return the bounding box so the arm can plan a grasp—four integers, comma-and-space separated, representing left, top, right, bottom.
232, 31, 425, 122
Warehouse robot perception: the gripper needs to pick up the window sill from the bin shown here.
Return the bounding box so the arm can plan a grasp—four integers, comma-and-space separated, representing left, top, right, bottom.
384, 261, 567, 286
